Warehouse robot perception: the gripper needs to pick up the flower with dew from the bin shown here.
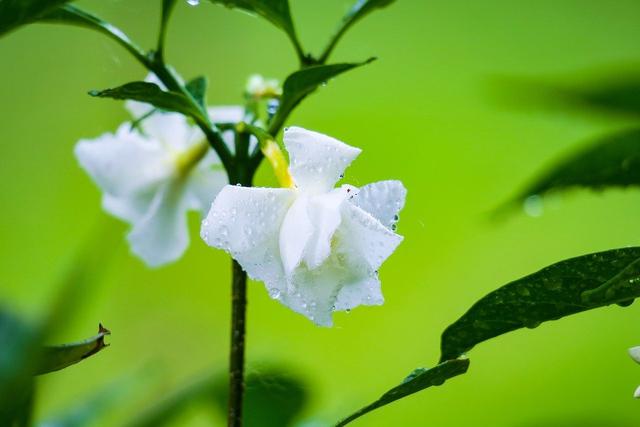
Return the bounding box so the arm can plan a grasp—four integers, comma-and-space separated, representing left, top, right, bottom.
75, 75, 246, 266
201, 127, 406, 326
629, 346, 640, 398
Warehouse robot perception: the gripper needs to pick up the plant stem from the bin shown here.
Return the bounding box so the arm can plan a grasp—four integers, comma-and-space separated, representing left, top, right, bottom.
228, 258, 247, 427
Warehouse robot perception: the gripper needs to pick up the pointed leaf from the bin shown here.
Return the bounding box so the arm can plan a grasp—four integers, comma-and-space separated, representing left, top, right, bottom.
268, 59, 376, 133
507, 128, 640, 209
335, 358, 470, 426
36, 324, 111, 375
440, 247, 640, 362
40, 5, 148, 64
89, 82, 207, 123
185, 76, 208, 109
0, 0, 73, 37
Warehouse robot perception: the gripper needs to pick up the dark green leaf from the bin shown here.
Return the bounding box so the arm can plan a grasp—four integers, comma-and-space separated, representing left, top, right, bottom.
0, 0, 72, 36
185, 76, 208, 109
36, 324, 110, 375
89, 82, 207, 123
158, 0, 178, 54
505, 128, 640, 210
335, 358, 470, 427
268, 59, 376, 133
207, 0, 302, 56
440, 247, 640, 362
39, 5, 148, 64
320, 0, 396, 63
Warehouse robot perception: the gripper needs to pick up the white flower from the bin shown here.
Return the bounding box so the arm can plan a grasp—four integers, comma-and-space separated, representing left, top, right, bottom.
201, 127, 406, 326
245, 74, 282, 99
629, 346, 640, 398
75, 97, 238, 267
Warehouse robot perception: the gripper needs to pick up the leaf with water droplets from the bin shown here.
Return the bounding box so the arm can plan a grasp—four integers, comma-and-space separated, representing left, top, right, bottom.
501, 128, 640, 214
440, 247, 640, 362
269, 59, 376, 133
89, 81, 208, 124
0, 0, 73, 37
335, 358, 470, 426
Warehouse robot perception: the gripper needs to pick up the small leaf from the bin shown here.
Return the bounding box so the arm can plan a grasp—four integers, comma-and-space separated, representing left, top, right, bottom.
505, 128, 640, 210
269, 59, 376, 133
207, 0, 302, 56
185, 76, 208, 109
0, 0, 73, 37
36, 324, 111, 375
335, 358, 470, 426
89, 82, 207, 123
39, 5, 148, 64
440, 247, 640, 362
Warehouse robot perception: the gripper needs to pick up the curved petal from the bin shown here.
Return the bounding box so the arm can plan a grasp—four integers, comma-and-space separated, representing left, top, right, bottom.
102, 192, 155, 223
333, 274, 384, 312
139, 112, 202, 152
338, 203, 403, 271
75, 123, 172, 197
127, 183, 190, 267
350, 180, 407, 230
185, 163, 227, 215
201, 185, 296, 287
283, 127, 361, 194
302, 187, 349, 269
278, 195, 313, 276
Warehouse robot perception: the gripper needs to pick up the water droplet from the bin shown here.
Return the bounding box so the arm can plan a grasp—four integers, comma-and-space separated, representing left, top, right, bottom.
523, 195, 543, 218
268, 288, 281, 300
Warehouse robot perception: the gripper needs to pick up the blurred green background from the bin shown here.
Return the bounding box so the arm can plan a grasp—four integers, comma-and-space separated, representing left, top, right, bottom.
2, 0, 640, 425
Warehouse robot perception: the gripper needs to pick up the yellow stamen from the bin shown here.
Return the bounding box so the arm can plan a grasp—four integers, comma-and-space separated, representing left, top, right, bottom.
263, 139, 294, 188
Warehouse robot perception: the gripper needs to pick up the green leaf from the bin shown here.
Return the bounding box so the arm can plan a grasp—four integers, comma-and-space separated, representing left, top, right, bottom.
185, 76, 208, 109
36, 324, 110, 375
440, 247, 640, 362
268, 59, 376, 134
207, 0, 303, 57
504, 128, 640, 211
319, 0, 397, 63
39, 5, 148, 65
89, 82, 207, 124
335, 358, 470, 427
158, 0, 178, 54
0, 0, 73, 37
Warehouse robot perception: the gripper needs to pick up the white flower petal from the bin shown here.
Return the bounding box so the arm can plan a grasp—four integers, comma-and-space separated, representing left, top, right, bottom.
186, 163, 227, 215
635, 385, 640, 399
208, 105, 244, 124
284, 127, 361, 194
334, 274, 384, 312
102, 192, 155, 223
201, 185, 295, 286
629, 346, 640, 364
350, 180, 407, 230
302, 188, 349, 269
139, 112, 203, 152
279, 195, 314, 276
75, 123, 172, 197
339, 203, 403, 271
127, 183, 190, 267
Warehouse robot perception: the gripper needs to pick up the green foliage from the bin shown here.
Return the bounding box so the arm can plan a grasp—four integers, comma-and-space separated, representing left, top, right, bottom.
268, 59, 376, 133
506, 128, 640, 206
185, 76, 208, 109
36, 324, 110, 375
0, 0, 73, 37
335, 358, 470, 426
207, 0, 303, 57
89, 82, 208, 124
440, 247, 640, 362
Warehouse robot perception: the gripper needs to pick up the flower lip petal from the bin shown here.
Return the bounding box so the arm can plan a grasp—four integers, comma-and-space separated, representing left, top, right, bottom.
279, 196, 314, 276
284, 126, 361, 195
350, 180, 407, 230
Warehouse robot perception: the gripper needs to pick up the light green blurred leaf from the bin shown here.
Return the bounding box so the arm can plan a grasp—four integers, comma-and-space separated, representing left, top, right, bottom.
335, 358, 470, 426
0, 0, 73, 37
36, 324, 110, 375
440, 247, 640, 362
319, 0, 397, 62
504, 128, 640, 210
39, 5, 148, 64
89, 82, 207, 123
185, 76, 208, 109
268, 59, 376, 133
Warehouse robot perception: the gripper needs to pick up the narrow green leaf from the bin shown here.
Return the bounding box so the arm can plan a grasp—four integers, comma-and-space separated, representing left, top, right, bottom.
440, 247, 640, 362
207, 0, 303, 57
320, 0, 396, 63
39, 5, 148, 65
505, 128, 640, 211
0, 0, 73, 37
158, 0, 178, 55
185, 76, 208, 109
36, 324, 110, 375
89, 82, 207, 124
335, 358, 470, 427
268, 59, 376, 134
